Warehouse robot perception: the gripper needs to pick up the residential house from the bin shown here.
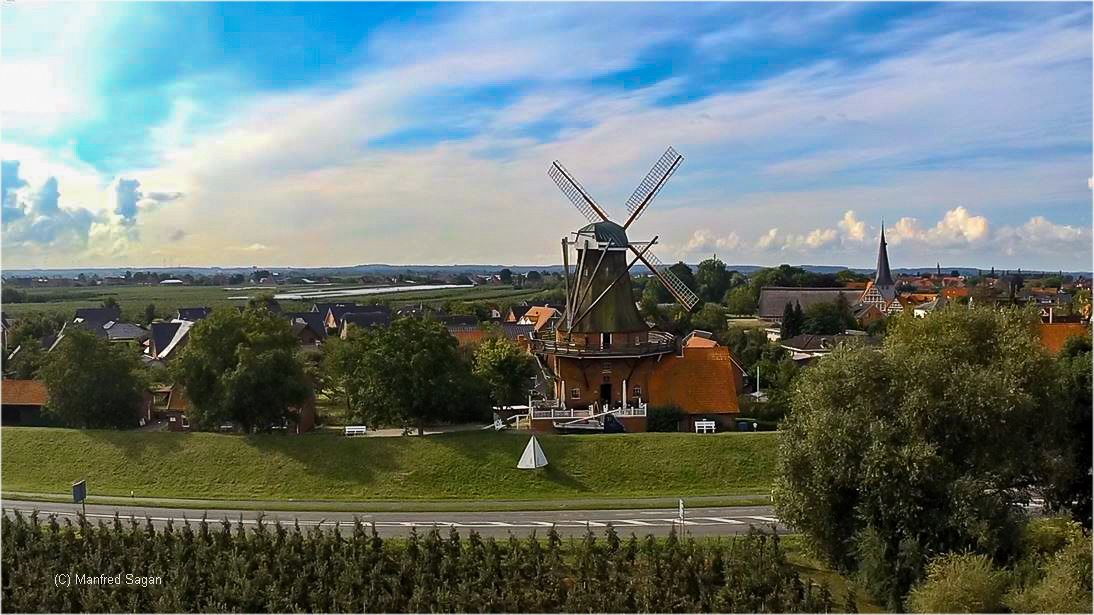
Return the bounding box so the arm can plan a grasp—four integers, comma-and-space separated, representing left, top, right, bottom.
779, 333, 879, 364
647, 344, 741, 432
175, 307, 212, 322
758, 288, 856, 321
284, 312, 326, 345
1038, 322, 1090, 354
339, 311, 392, 339
0, 379, 50, 426
912, 296, 948, 318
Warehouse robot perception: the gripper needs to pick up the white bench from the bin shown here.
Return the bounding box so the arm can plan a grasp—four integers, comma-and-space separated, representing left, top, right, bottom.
695, 420, 716, 434
343, 425, 368, 437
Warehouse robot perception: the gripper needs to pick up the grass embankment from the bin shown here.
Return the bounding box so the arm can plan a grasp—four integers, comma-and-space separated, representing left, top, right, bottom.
1, 428, 776, 502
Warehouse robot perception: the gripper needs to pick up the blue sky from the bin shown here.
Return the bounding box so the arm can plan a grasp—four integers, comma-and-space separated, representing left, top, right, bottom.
2, 2, 1091, 269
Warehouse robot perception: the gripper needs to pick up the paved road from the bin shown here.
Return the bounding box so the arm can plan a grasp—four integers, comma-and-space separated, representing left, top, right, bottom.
3, 499, 784, 538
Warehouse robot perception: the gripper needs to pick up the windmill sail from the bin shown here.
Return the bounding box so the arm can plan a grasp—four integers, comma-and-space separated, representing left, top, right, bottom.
623, 147, 683, 229
632, 247, 701, 310
548, 161, 609, 224
517, 436, 548, 469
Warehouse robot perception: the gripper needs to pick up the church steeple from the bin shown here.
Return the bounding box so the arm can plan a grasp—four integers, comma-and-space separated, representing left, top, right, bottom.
874, 226, 894, 287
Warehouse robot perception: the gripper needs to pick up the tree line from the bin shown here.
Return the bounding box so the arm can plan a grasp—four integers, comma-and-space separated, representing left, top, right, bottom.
1, 514, 838, 613
774, 305, 1092, 610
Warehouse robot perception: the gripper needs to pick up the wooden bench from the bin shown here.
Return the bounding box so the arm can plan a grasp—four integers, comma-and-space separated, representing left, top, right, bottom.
343, 425, 368, 437
694, 420, 716, 434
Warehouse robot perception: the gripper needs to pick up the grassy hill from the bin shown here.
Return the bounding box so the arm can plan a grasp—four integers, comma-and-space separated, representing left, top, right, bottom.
1, 428, 775, 502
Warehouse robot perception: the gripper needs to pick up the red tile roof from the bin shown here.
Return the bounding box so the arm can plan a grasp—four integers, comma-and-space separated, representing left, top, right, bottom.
2, 380, 48, 406
649, 346, 740, 415
1038, 323, 1089, 354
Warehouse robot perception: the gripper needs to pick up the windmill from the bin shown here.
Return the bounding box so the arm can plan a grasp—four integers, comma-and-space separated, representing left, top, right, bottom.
548, 147, 700, 337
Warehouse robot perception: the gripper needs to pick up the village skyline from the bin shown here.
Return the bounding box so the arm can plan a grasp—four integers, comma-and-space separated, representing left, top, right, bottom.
2, 2, 1092, 271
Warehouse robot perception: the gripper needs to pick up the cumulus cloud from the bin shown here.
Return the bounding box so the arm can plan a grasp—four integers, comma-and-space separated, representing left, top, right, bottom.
838, 210, 866, 241
996, 216, 1091, 257
229, 243, 270, 252
1, 159, 183, 259
111, 177, 183, 225
886, 206, 989, 248
681, 229, 741, 257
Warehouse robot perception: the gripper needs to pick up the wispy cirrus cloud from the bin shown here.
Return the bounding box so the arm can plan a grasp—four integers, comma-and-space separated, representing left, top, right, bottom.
2, 2, 1090, 270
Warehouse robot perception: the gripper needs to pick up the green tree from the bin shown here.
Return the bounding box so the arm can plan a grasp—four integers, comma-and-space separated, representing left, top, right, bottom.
142, 303, 158, 325
774, 306, 1055, 609
1041, 332, 1092, 528
473, 337, 537, 409
335, 317, 487, 434
173, 308, 310, 433
801, 296, 855, 335
779, 302, 804, 339
6, 343, 46, 379
101, 296, 120, 312
695, 258, 732, 304
669, 262, 697, 293
1, 287, 25, 304
498, 268, 513, 283
691, 303, 728, 334
724, 286, 757, 315
39, 328, 143, 429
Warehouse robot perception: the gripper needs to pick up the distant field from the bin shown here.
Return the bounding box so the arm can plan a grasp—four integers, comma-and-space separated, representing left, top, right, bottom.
1, 428, 776, 501
1, 285, 547, 319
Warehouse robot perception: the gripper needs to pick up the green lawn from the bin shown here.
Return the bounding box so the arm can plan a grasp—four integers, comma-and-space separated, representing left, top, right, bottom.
1, 428, 776, 501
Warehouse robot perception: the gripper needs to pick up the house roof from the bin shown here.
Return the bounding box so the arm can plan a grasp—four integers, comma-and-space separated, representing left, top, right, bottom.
1038, 323, 1089, 354
780, 334, 879, 353
648, 346, 739, 414
105, 322, 149, 341
576, 220, 629, 247
522, 306, 560, 330
149, 322, 182, 357
758, 287, 856, 319
507, 304, 533, 321
445, 324, 489, 346
284, 312, 327, 339
176, 307, 212, 321
2, 379, 48, 406
341, 311, 391, 330
159, 320, 193, 359
74, 307, 121, 323
682, 330, 719, 348
499, 322, 534, 340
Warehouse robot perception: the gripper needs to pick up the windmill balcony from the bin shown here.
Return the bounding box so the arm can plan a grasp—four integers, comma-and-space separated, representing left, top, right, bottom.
529, 398, 647, 420
529, 331, 677, 358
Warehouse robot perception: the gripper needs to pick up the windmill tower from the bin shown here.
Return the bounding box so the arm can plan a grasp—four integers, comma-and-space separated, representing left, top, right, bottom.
529, 147, 701, 431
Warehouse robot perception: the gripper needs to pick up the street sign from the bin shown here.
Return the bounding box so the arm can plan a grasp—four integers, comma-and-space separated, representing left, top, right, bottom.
72, 480, 86, 504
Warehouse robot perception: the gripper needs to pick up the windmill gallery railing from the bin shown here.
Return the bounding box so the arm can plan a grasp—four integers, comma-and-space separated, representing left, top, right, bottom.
528, 332, 677, 357
529, 399, 647, 420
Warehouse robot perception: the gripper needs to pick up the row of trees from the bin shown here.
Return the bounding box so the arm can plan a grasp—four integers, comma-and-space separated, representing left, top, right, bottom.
774, 306, 1092, 610
1, 516, 837, 613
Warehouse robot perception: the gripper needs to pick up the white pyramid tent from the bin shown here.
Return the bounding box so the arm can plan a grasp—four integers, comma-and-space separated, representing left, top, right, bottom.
517, 436, 548, 469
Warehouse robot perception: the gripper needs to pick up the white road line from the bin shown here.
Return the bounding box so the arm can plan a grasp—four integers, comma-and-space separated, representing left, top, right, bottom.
655, 518, 702, 526
695, 517, 746, 525
743, 516, 779, 523
612, 519, 656, 526
529, 521, 556, 527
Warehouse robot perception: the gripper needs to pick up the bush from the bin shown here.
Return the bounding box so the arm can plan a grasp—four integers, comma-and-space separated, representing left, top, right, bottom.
646, 404, 684, 432
1005, 523, 1093, 613
906, 553, 1008, 613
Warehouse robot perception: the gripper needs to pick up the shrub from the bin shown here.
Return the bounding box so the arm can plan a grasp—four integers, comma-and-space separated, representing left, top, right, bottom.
906, 553, 1008, 613
646, 404, 684, 432
1005, 524, 1093, 614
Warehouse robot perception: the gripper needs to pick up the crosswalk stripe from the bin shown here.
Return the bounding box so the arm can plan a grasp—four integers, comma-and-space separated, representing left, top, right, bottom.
612, 519, 656, 526
743, 516, 779, 523
695, 517, 746, 525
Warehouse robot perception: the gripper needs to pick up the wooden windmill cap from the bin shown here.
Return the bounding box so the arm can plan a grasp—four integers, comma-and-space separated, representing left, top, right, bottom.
576, 221, 629, 248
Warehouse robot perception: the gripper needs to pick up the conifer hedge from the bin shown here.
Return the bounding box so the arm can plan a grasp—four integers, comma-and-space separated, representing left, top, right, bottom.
2, 512, 834, 612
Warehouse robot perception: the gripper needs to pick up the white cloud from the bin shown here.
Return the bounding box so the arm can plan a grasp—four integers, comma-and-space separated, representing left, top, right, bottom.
838, 210, 867, 241
886, 206, 989, 248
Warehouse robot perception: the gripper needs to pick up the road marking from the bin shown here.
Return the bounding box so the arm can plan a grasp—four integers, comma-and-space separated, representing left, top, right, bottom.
743, 516, 779, 523
695, 517, 746, 525
529, 521, 556, 527
613, 519, 656, 526
655, 518, 701, 525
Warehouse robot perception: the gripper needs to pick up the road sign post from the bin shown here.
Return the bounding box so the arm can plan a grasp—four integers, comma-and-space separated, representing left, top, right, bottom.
678, 498, 685, 536
72, 480, 86, 519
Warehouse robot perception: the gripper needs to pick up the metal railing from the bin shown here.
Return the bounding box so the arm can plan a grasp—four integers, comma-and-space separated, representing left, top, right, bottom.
529, 332, 677, 357
529, 400, 647, 420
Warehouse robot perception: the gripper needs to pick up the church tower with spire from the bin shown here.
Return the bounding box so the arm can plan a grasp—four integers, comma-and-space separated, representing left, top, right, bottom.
860, 226, 901, 312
